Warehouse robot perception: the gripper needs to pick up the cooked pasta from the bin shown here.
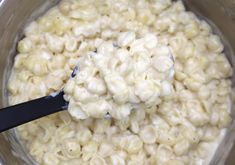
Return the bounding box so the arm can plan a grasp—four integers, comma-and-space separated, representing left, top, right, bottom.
7, 0, 233, 165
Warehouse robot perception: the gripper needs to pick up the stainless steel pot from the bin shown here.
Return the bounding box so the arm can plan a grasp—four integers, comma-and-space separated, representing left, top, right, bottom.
0, 0, 235, 164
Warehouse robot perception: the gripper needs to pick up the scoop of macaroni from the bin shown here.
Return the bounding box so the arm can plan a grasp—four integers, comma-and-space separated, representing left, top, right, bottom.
64, 38, 174, 119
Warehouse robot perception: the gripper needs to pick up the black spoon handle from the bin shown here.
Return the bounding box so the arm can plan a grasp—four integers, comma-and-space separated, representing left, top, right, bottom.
0, 91, 68, 133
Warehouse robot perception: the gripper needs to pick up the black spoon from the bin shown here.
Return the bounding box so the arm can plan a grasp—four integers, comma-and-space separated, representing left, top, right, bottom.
0, 53, 175, 133
0, 66, 79, 133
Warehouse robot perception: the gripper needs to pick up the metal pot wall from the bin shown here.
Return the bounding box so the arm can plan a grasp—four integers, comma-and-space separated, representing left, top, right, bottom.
0, 0, 234, 164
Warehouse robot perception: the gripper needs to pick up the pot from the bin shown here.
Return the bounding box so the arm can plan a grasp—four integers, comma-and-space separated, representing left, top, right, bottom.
0, 0, 234, 164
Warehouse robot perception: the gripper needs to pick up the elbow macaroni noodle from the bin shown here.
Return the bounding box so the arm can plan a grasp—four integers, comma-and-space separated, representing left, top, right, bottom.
7, 0, 233, 165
